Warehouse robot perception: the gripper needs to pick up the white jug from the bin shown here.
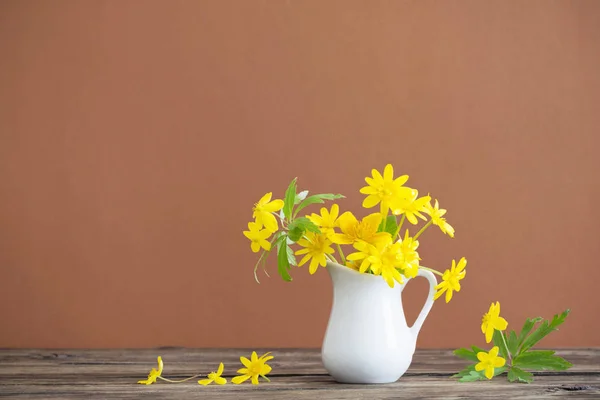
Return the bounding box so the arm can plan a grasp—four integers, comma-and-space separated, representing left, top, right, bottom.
322, 261, 437, 383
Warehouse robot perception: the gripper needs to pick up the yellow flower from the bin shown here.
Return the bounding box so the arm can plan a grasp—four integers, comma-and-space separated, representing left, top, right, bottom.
360, 164, 413, 215
330, 212, 391, 246
232, 351, 274, 385
307, 204, 340, 239
295, 232, 335, 274
481, 302, 509, 343
391, 189, 431, 225
138, 356, 163, 385
198, 362, 227, 385
346, 240, 385, 274
424, 199, 455, 238
242, 222, 272, 253
398, 230, 420, 279
475, 346, 506, 379
252, 192, 284, 233
433, 257, 467, 303
347, 236, 404, 287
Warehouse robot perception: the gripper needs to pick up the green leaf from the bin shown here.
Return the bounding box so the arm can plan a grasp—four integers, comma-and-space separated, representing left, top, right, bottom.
378, 215, 398, 236
277, 240, 292, 282
459, 370, 485, 382
454, 348, 479, 362
492, 330, 509, 360
518, 317, 542, 347
286, 244, 297, 266
287, 226, 304, 242
507, 367, 533, 383
295, 190, 309, 204
471, 345, 487, 354
454, 365, 506, 382
283, 178, 297, 221
507, 330, 519, 356
520, 309, 570, 353
294, 193, 345, 217
513, 351, 572, 371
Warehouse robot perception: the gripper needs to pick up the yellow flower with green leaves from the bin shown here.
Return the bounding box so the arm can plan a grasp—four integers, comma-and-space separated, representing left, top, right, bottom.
243, 222, 272, 253
252, 192, 284, 233
198, 362, 227, 386
424, 199, 455, 238
295, 232, 335, 274
481, 302, 508, 343
307, 204, 340, 240
137, 356, 163, 385
330, 212, 391, 246
398, 230, 420, 279
232, 351, 274, 385
360, 164, 412, 215
434, 257, 467, 303
475, 346, 506, 379
391, 189, 431, 225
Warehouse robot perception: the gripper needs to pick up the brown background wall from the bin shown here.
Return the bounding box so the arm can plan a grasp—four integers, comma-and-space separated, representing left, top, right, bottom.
1, 0, 599, 349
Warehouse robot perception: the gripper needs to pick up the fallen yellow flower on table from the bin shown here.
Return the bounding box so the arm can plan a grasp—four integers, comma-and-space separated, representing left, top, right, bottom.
198, 362, 227, 386
481, 301, 508, 343
137, 356, 163, 385
232, 351, 274, 385
475, 346, 506, 379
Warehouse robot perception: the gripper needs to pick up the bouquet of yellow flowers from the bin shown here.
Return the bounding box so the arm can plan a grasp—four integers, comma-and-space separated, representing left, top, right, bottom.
244, 164, 464, 301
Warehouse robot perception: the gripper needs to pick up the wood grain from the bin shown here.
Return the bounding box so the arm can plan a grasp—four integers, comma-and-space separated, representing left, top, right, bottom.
0, 348, 599, 399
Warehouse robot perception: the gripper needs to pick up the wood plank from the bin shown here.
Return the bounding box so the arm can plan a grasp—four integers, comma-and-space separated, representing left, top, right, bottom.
0, 375, 599, 399
0, 348, 597, 376
0, 348, 598, 399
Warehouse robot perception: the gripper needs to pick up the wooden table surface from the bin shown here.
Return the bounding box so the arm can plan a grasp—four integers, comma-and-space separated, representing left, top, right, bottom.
0, 348, 599, 399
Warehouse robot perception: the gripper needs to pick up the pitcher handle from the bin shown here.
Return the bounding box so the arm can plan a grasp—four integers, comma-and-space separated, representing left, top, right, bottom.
409, 269, 437, 337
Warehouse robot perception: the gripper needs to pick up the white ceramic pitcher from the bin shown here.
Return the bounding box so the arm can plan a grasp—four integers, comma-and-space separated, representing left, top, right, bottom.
321, 261, 437, 383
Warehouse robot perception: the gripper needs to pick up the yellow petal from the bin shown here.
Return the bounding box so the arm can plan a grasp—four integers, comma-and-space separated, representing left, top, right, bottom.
298, 254, 311, 266
485, 366, 494, 379
362, 195, 380, 209
260, 239, 271, 251
251, 242, 261, 253
309, 258, 319, 274
496, 317, 508, 331
494, 357, 506, 368
240, 356, 252, 369
198, 378, 213, 386
251, 351, 258, 362
261, 364, 272, 375
445, 289, 453, 303
157, 356, 163, 375
251, 375, 259, 385
258, 192, 272, 205
232, 375, 250, 384
371, 168, 383, 181
217, 362, 224, 376
263, 199, 284, 212
383, 164, 394, 181
360, 186, 377, 195
214, 376, 227, 385
330, 233, 353, 245
262, 213, 279, 233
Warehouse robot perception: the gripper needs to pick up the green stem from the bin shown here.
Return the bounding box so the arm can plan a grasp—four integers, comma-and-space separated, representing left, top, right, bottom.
158, 374, 202, 383
396, 215, 406, 239
336, 244, 346, 265
419, 266, 444, 277
413, 220, 433, 240
325, 253, 338, 264
500, 331, 512, 363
